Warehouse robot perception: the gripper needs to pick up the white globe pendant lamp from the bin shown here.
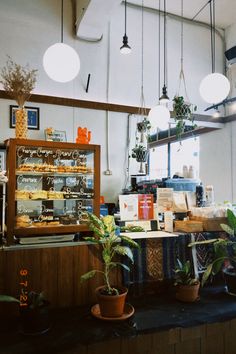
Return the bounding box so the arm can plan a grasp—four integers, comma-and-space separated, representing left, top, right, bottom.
199, 72, 230, 104
148, 104, 170, 131
199, 0, 230, 104
43, 0, 80, 83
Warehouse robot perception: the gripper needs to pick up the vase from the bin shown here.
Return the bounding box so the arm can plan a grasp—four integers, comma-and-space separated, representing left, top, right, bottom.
15, 107, 28, 139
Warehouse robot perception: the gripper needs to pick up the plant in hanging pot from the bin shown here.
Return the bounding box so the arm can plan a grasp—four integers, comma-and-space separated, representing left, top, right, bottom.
137, 117, 151, 133
173, 96, 197, 141
174, 259, 200, 302
189, 209, 236, 295
20, 291, 50, 335
0, 56, 37, 139
131, 144, 148, 163
81, 213, 139, 318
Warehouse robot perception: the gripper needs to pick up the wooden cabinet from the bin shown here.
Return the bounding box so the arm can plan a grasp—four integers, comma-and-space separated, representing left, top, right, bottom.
5, 139, 100, 245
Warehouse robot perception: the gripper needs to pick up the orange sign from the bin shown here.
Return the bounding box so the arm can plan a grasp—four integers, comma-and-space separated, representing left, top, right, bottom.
138, 194, 154, 220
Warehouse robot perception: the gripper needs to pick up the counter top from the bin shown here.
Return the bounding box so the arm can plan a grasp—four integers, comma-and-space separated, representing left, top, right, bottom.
1, 286, 236, 354
120, 230, 178, 239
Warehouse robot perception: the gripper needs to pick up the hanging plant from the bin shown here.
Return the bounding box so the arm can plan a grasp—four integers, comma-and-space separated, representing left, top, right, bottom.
137, 117, 151, 133
173, 96, 197, 140
131, 145, 148, 163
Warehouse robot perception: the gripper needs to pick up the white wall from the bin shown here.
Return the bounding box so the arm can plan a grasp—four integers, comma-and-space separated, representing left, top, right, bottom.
200, 21, 236, 203
0, 0, 227, 202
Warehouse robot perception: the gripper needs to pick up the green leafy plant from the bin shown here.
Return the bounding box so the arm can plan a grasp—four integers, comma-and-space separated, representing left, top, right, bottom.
174, 259, 199, 286
0, 295, 19, 303
81, 213, 140, 295
189, 209, 236, 286
27, 291, 47, 310
131, 145, 148, 162
120, 225, 145, 232
173, 96, 197, 141
137, 117, 151, 133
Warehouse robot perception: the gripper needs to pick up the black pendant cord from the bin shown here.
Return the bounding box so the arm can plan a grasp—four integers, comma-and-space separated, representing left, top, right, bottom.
209, 0, 215, 73
158, 0, 161, 98
163, 0, 167, 87
61, 0, 64, 43
124, 0, 127, 36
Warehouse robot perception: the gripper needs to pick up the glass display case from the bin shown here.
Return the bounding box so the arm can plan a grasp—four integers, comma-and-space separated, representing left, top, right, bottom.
6, 139, 100, 245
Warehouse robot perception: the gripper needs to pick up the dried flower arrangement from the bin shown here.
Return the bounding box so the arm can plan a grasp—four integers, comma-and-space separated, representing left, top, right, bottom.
0, 57, 37, 139
0, 56, 37, 108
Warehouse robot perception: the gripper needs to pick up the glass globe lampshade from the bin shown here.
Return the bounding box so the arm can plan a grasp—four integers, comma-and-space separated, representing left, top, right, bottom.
148, 104, 170, 131
199, 73, 230, 104
43, 43, 80, 83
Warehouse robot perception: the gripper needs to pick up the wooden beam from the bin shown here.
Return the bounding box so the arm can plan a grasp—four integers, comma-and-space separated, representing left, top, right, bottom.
0, 90, 216, 122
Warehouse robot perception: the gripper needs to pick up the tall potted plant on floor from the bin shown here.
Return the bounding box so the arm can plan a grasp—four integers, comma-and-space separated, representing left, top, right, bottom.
81, 213, 139, 318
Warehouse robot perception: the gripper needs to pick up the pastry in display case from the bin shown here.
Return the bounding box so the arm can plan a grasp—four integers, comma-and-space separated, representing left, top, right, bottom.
5, 139, 100, 245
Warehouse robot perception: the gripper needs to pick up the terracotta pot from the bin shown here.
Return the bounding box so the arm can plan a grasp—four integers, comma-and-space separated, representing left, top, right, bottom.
175, 282, 200, 302
95, 286, 128, 317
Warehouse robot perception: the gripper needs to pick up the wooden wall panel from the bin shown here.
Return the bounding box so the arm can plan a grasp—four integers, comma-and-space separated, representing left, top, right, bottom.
0, 244, 123, 308
41, 247, 58, 305
57, 247, 75, 307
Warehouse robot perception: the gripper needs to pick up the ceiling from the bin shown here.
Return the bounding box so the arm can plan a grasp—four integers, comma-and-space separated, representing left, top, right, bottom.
76, 0, 236, 41
128, 0, 236, 29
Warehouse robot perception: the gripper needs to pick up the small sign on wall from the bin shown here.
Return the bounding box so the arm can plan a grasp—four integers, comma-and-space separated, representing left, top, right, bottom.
10, 105, 40, 130
45, 128, 67, 142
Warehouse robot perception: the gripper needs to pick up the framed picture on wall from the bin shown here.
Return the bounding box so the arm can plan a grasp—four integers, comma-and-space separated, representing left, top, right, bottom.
45, 129, 67, 142
10, 105, 40, 130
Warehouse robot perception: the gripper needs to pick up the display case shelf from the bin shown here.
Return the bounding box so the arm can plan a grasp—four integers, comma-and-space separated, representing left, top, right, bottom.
6, 139, 100, 245
16, 171, 94, 176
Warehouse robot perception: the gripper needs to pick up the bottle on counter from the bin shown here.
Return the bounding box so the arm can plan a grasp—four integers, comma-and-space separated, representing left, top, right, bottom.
205, 185, 214, 206
188, 165, 195, 179
183, 165, 189, 178
196, 183, 204, 207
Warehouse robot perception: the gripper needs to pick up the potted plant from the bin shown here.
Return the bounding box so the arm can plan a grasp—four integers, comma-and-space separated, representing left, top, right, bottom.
174, 259, 200, 302
137, 117, 151, 133
20, 291, 50, 335
81, 213, 139, 318
189, 209, 236, 295
172, 96, 197, 140
131, 145, 148, 163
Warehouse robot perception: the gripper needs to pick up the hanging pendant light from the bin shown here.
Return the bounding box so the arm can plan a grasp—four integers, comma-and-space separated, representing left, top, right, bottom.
43, 0, 80, 82
159, 0, 169, 104
120, 0, 131, 54
199, 0, 230, 103
148, 0, 170, 131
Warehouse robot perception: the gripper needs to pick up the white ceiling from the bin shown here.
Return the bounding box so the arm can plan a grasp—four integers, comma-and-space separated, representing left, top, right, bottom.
128, 0, 236, 29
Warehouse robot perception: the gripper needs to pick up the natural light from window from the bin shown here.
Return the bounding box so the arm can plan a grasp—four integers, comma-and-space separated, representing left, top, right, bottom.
149, 137, 199, 180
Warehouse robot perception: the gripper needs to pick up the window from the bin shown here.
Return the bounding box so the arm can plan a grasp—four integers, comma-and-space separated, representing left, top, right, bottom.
149, 145, 168, 179
170, 137, 199, 178
149, 136, 199, 179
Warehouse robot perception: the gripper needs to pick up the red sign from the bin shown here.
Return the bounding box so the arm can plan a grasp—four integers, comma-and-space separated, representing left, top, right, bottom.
138, 194, 154, 220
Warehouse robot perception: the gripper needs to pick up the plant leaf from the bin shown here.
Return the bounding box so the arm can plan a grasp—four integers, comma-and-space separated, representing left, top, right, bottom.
220, 223, 234, 236
227, 209, 236, 232
80, 270, 98, 282
0, 295, 19, 303
119, 235, 140, 249
110, 262, 130, 272
201, 263, 213, 286
113, 245, 134, 263
83, 237, 101, 244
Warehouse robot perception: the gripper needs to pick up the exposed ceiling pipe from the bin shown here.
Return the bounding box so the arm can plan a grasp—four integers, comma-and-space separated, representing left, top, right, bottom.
125, 1, 224, 41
